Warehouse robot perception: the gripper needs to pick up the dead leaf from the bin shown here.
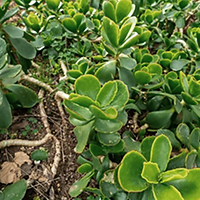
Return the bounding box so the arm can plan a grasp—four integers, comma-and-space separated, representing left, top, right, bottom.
14, 151, 32, 166
0, 162, 21, 184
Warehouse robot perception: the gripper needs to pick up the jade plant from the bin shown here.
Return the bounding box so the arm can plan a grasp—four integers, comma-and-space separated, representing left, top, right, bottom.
117, 134, 200, 200
0, 38, 38, 129
64, 74, 129, 153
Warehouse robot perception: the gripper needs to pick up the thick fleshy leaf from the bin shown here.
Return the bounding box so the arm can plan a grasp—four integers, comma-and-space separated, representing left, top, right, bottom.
123, 131, 140, 152
1, 7, 19, 23
69, 172, 94, 197
181, 92, 198, 105
146, 108, 175, 129
152, 184, 184, 200
185, 150, 197, 169
63, 18, 77, 33
170, 59, 190, 71
75, 75, 101, 101
94, 118, 123, 133
147, 63, 162, 75
119, 17, 137, 45
159, 168, 188, 183
167, 150, 187, 170
95, 60, 117, 84
64, 100, 93, 120
180, 71, 189, 92
110, 80, 129, 109
116, 0, 133, 23
3, 25, 24, 38
176, 123, 190, 147
5, 84, 38, 108
118, 55, 137, 70
74, 121, 94, 153
169, 169, 200, 200
103, 139, 124, 153
70, 95, 96, 107
189, 78, 200, 97
89, 105, 118, 120
67, 70, 83, 81
97, 132, 121, 146
77, 163, 93, 174
0, 65, 21, 80
118, 150, 149, 192
96, 81, 117, 107
141, 136, 156, 161
9, 38, 36, 59
0, 93, 12, 129
189, 128, 200, 150
141, 162, 160, 184
119, 32, 139, 50
135, 71, 151, 85
150, 134, 172, 172
0, 38, 7, 58
2, 179, 27, 200
103, 1, 116, 22
139, 31, 151, 43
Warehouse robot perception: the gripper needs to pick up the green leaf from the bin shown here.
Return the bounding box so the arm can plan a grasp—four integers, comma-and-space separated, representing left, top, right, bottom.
123, 131, 140, 152
150, 134, 172, 172
0, 93, 12, 129
69, 172, 94, 197
31, 149, 48, 161
180, 71, 189, 93
77, 163, 93, 174
75, 75, 101, 101
74, 121, 94, 153
176, 123, 190, 147
189, 128, 200, 150
181, 92, 198, 105
119, 55, 137, 70
152, 184, 184, 200
147, 63, 162, 75
0, 65, 21, 80
141, 162, 160, 184
146, 108, 175, 129
70, 95, 96, 107
64, 100, 93, 121
103, 1, 116, 22
116, 0, 133, 23
0, 38, 6, 58
1, 7, 18, 23
2, 179, 27, 200
89, 105, 118, 120
103, 17, 119, 47
119, 32, 139, 50
103, 139, 124, 153
135, 71, 151, 85
169, 168, 200, 200
9, 38, 36, 59
170, 59, 190, 71
3, 25, 24, 38
94, 118, 123, 133
139, 31, 151, 44
97, 132, 121, 146
159, 168, 188, 183
96, 81, 117, 107
187, 39, 198, 53
95, 60, 117, 84
189, 78, 200, 97
110, 80, 129, 109
141, 136, 156, 161
118, 150, 149, 192
63, 18, 77, 33
119, 17, 137, 45
46, 0, 60, 10
176, 16, 185, 28
185, 150, 197, 169
4, 84, 38, 108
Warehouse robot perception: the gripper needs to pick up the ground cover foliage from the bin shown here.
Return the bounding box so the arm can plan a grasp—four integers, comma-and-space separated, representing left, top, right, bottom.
1, 0, 200, 199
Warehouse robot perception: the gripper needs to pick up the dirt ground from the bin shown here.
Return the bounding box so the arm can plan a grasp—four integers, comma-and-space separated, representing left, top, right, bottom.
0, 93, 87, 200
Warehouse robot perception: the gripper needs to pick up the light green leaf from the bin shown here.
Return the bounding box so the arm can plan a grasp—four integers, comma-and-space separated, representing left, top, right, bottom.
141, 162, 160, 184
169, 168, 200, 200
0, 38, 6, 58
9, 38, 36, 59
70, 95, 96, 107
96, 81, 117, 107
0, 64, 21, 80
180, 71, 189, 92
103, 1, 116, 22
119, 32, 139, 50
1, 7, 18, 23
74, 121, 94, 153
116, 0, 133, 23
185, 150, 197, 169
150, 134, 172, 172
77, 163, 93, 174
75, 75, 101, 101
63, 18, 77, 33
189, 78, 200, 97
170, 59, 190, 71
152, 184, 184, 200
189, 128, 200, 150
176, 123, 190, 147
118, 150, 149, 192
3, 25, 24, 38
135, 71, 151, 85
103, 17, 119, 47
159, 168, 188, 183
97, 132, 121, 146
119, 55, 137, 70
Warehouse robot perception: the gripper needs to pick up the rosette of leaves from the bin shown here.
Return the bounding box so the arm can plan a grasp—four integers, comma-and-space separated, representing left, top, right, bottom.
101, 0, 151, 56
23, 12, 44, 32
140, 9, 162, 25
0, 38, 38, 129
117, 134, 200, 200
0, 1, 36, 71
157, 123, 200, 169
63, 0, 89, 14
157, 49, 189, 70
62, 13, 87, 36
64, 74, 129, 153
67, 57, 94, 82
